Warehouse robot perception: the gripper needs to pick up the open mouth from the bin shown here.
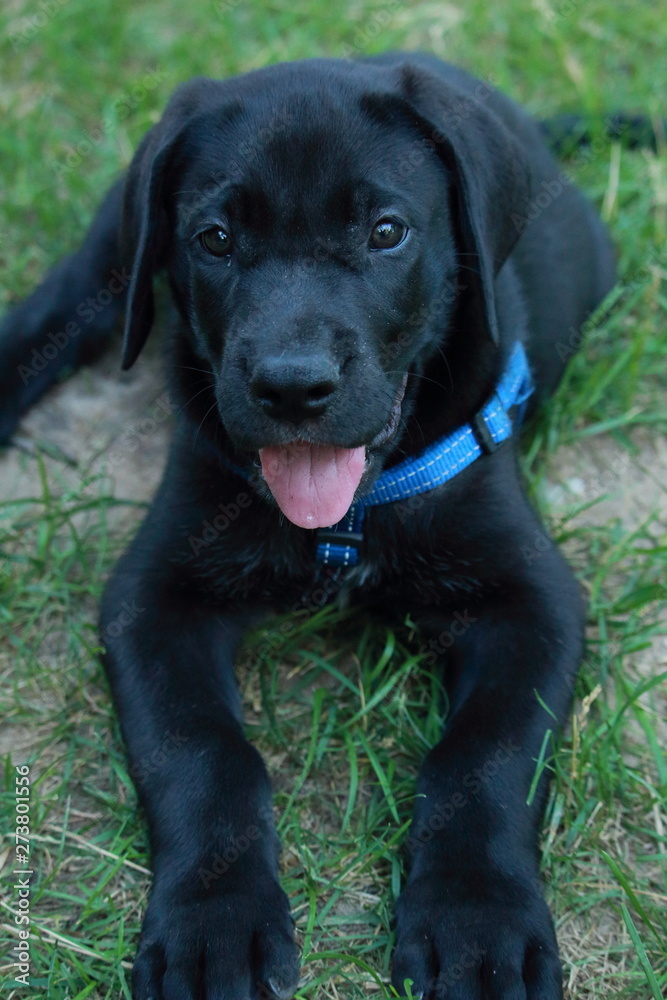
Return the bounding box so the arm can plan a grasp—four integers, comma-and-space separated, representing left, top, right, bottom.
258, 374, 408, 529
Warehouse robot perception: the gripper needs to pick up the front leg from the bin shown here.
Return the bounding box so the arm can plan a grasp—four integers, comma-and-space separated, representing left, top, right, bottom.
392, 543, 583, 1000
101, 531, 299, 1000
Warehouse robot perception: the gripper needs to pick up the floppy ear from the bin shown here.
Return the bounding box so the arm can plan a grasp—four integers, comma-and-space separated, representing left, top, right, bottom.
119, 77, 223, 370
120, 135, 177, 369
374, 64, 532, 344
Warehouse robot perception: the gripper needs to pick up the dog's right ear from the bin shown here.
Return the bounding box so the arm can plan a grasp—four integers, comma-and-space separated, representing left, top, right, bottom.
120, 131, 178, 370
120, 78, 222, 370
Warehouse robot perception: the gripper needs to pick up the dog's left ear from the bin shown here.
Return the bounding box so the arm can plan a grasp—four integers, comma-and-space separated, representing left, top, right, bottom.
376, 64, 532, 344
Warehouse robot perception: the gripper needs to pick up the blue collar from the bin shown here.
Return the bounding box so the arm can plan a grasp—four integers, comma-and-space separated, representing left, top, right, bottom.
218, 342, 533, 569
315, 341, 533, 567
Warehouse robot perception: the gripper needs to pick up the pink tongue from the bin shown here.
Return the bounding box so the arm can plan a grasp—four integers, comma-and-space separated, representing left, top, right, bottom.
259, 443, 366, 529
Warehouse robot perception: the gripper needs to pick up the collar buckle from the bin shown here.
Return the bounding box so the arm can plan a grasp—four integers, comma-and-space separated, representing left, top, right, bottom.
470, 407, 499, 455
315, 529, 364, 567
315, 530, 364, 549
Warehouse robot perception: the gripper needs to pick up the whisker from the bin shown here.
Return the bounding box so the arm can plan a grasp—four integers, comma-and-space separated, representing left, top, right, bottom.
385, 369, 454, 394
174, 364, 215, 377
194, 399, 220, 449
177, 383, 216, 416
434, 346, 454, 394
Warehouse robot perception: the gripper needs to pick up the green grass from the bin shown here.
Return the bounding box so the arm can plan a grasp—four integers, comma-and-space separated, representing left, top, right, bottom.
1, 1, 666, 998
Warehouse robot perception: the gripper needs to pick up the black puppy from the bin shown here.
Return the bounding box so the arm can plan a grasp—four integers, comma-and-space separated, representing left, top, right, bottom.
1, 53, 618, 1000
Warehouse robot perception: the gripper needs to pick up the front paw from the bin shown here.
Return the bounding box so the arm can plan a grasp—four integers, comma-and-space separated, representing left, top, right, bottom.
392, 871, 562, 999
132, 871, 299, 1000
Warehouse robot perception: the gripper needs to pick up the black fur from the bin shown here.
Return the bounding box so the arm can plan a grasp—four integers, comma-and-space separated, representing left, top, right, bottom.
0, 54, 620, 1000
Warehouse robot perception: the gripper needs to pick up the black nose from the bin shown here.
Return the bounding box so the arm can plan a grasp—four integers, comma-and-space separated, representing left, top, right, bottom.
250, 354, 340, 422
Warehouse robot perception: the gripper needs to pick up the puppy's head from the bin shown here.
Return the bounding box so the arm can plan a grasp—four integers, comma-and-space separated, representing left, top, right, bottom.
120, 59, 529, 528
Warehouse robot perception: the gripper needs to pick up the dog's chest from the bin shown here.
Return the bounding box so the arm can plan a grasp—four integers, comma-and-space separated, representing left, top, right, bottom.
187, 506, 480, 613
292, 542, 479, 616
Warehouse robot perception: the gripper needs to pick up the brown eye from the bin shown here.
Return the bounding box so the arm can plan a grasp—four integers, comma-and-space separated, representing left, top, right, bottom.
369, 218, 407, 250
200, 227, 231, 256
